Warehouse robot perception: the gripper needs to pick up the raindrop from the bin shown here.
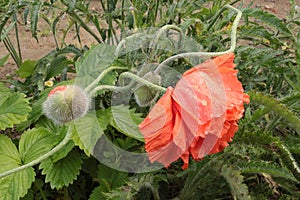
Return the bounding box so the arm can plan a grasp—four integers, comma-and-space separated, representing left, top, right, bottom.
201, 100, 207, 106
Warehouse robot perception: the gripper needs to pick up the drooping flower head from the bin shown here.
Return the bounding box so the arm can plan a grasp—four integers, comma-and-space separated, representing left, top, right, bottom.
139, 53, 250, 169
43, 85, 91, 124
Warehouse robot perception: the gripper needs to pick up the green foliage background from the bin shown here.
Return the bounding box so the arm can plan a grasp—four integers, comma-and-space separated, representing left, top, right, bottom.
0, 0, 299, 199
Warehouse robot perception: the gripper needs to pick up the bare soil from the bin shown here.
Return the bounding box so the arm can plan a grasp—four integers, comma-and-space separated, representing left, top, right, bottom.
0, 0, 298, 80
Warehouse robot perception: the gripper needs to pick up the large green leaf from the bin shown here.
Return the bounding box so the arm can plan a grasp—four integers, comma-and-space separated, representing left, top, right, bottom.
19, 127, 59, 164
39, 149, 82, 189
110, 105, 144, 142
0, 134, 21, 172
75, 44, 117, 88
72, 112, 104, 156
0, 134, 35, 199
0, 168, 35, 200
0, 83, 31, 130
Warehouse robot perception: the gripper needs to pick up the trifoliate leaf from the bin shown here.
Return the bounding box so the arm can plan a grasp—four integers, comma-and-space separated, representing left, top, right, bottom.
19, 127, 59, 164
109, 105, 144, 142
0, 134, 35, 199
0, 83, 31, 130
72, 113, 104, 156
39, 149, 82, 189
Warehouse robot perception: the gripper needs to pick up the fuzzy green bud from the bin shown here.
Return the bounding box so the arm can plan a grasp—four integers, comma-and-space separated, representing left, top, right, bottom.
134, 72, 161, 107
43, 85, 91, 124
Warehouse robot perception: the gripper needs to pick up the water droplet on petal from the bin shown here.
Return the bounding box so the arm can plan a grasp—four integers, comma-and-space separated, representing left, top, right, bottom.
201, 100, 207, 106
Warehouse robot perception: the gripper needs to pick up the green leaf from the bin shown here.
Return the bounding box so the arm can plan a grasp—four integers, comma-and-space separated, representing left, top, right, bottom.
109, 105, 144, 141
97, 163, 128, 191
243, 8, 292, 36
0, 168, 35, 200
89, 186, 105, 200
72, 112, 104, 156
46, 55, 69, 80
0, 83, 31, 130
96, 109, 111, 130
30, 1, 42, 41
221, 165, 251, 200
16, 60, 36, 78
241, 161, 297, 182
296, 29, 300, 66
50, 140, 75, 163
19, 127, 59, 164
0, 54, 9, 67
0, 134, 21, 172
39, 149, 82, 189
0, 134, 35, 199
75, 44, 116, 88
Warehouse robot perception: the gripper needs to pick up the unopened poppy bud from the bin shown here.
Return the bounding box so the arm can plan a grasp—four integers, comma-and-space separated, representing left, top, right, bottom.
134, 72, 161, 107
43, 85, 91, 124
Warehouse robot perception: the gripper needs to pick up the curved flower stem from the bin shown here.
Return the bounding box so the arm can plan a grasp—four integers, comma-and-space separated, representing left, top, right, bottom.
90, 71, 167, 96
85, 66, 127, 94
90, 84, 132, 96
0, 127, 73, 179
148, 25, 182, 60
119, 71, 167, 92
115, 32, 144, 57
154, 5, 242, 74
149, 25, 182, 49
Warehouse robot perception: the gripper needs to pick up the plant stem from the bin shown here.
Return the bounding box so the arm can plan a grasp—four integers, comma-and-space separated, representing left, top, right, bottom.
148, 24, 182, 62
276, 143, 300, 181
119, 72, 167, 92
85, 66, 127, 94
68, 11, 103, 43
0, 127, 73, 179
154, 4, 242, 74
90, 71, 167, 96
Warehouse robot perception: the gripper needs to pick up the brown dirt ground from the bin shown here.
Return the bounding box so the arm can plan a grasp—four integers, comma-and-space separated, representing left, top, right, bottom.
0, 0, 299, 80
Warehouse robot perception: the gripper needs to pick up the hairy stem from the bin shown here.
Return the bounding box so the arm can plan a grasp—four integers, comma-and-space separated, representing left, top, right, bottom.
85, 66, 127, 94
154, 5, 242, 74
119, 72, 167, 92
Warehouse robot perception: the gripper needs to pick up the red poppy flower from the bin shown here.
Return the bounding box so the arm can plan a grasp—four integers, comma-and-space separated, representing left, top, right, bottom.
138, 53, 250, 169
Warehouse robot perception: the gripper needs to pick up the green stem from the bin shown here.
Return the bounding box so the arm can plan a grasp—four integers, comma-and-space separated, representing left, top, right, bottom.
90, 84, 130, 96
85, 66, 127, 94
0, 127, 73, 179
148, 24, 182, 62
68, 11, 102, 43
154, 4, 242, 74
276, 143, 300, 181
119, 72, 167, 92
90, 71, 167, 96
13, 13, 22, 64
115, 32, 144, 57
